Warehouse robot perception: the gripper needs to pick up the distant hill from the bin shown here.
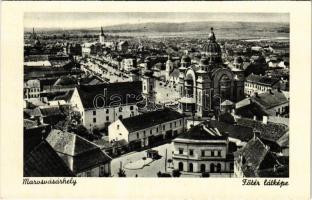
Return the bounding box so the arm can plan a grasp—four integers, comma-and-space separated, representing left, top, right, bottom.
25, 21, 289, 40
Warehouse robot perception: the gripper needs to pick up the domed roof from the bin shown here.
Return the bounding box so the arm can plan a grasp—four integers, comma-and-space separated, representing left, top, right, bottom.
181, 55, 191, 63
203, 42, 221, 54
202, 27, 221, 54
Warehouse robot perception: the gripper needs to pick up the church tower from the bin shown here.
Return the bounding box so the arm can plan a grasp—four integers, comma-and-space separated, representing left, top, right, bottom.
165, 55, 173, 81
99, 27, 105, 44
142, 70, 156, 103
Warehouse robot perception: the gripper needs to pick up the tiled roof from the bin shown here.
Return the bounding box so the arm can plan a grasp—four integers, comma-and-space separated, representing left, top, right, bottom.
251, 90, 288, 109
236, 118, 288, 142
76, 81, 142, 109
177, 122, 227, 141
121, 108, 184, 133
246, 74, 279, 86
235, 102, 269, 119
46, 130, 112, 173
24, 140, 74, 177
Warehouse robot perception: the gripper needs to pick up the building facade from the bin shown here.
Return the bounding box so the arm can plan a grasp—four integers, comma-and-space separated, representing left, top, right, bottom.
172, 123, 234, 177
178, 28, 245, 117
108, 108, 185, 149
70, 81, 142, 131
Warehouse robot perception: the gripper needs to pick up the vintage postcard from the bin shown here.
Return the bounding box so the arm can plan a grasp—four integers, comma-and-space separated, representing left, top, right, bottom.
0, 1, 311, 199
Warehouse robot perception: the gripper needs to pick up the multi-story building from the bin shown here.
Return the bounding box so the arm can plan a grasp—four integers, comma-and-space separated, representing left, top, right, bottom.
69, 81, 142, 131
108, 108, 185, 149
24, 79, 41, 99
172, 122, 235, 177
244, 74, 280, 96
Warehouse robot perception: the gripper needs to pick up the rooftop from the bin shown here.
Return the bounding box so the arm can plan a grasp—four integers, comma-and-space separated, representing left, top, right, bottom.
24, 140, 74, 177
76, 81, 142, 109
46, 129, 112, 173
121, 108, 184, 133
252, 90, 289, 109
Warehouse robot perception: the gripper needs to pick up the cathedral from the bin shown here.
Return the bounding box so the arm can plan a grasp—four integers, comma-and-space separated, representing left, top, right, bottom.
178, 28, 245, 117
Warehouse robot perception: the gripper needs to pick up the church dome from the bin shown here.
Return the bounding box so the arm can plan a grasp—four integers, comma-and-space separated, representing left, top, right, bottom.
203, 42, 221, 54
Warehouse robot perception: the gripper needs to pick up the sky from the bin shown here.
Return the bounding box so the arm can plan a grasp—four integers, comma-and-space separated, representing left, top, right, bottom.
24, 12, 289, 29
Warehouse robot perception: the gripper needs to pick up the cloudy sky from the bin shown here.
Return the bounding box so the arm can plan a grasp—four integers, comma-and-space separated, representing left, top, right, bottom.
24, 12, 289, 29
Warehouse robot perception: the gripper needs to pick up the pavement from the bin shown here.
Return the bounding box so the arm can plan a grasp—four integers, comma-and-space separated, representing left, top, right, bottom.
124, 158, 154, 170
111, 142, 174, 177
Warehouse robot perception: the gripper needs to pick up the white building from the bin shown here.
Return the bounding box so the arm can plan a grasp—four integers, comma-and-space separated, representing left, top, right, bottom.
172, 123, 235, 177
70, 81, 143, 131
244, 74, 280, 96
121, 58, 136, 72
108, 108, 185, 149
24, 79, 41, 99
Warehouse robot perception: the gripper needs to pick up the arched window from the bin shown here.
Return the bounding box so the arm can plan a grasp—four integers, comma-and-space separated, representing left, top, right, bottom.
189, 163, 193, 172
216, 163, 222, 173
200, 164, 206, 172
178, 162, 184, 171
210, 163, 215, 173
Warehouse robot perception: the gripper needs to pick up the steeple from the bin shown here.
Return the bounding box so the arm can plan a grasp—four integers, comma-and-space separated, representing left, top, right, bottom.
208, 27, 216, 41
100, 26, 105, 36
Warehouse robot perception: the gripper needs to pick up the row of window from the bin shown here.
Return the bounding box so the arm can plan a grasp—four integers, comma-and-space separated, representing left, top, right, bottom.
178, 162, 228, 173
92, 106, 134, 116
178, 148, 222, 157
134, 119, 183, 139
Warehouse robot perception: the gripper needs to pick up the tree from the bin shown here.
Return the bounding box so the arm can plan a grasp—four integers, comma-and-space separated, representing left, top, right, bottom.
118, 168, 126, 177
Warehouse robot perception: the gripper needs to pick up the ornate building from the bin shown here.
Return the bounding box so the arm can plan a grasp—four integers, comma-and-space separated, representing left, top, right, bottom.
178, 28, 245, 117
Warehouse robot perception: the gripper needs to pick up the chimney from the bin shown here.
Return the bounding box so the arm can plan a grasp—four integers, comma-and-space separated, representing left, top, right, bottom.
262, 116, 268, 124
253, 129, 261, 140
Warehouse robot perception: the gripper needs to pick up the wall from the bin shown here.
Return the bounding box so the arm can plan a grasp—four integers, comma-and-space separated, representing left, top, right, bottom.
108, 120, 129, 142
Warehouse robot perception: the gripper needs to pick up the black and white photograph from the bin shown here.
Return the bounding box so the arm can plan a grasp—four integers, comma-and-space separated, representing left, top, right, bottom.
23, 12, 290, 178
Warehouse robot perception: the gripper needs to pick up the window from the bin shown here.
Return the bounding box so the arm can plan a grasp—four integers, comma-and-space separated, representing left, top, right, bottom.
130, 106, 134, 110
189, 149, 194, 156
93, 110, 96, 115
106, 116, 109, 121
137, 132, 139, 139
174, 122, 176, 127
218, 151, 221, 157
156, 127, 159, 133
230, 163, 234, 170
143, 131, 146, 137
117, 125, 120, 130
170, 123, 172, 128
106, 109, 109, 114
93, 118, 96, 123
211, 151, 215, 157
180, 120, 182, 126
179, 148, 183, 154
163, 125, 165, 130
201, 150, 205, 157
150, 130, 152, 135
200, 164, 206, 172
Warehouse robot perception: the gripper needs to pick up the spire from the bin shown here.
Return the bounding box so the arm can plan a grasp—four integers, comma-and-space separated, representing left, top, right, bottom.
208, 27, 216, 41
100, 26, 104, 36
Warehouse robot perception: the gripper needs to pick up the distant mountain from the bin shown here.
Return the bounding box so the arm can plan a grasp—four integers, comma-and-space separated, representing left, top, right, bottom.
24, 21, 289, 40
